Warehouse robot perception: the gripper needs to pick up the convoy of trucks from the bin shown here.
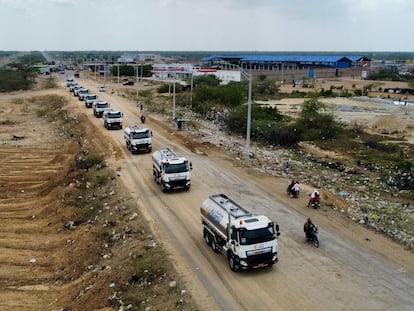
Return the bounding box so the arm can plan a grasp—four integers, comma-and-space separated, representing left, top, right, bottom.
124, 125, 152, 153
201, 194, 280, 272
67, 76, 281, 273
152, 147, 192, 192
103, 110, 123, 130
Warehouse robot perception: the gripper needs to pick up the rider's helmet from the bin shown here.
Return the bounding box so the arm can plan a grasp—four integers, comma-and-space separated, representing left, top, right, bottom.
307, 218, 312, 224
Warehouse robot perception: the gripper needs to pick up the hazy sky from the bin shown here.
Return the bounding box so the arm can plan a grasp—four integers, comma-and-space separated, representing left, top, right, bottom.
1, 0, 413, 51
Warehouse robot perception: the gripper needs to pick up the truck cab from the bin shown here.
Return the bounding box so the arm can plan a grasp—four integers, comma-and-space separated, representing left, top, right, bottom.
78, 88, 89, 101
69, 82, 80, 92
152, 147, 192, 192
103, 110, 123, 130
201, 194, 280, 272
124, 125, 152, 153
73, 85, 82, 96
85, 94, 98, 108
92, 101, 110, 117
66, 78, 74, 87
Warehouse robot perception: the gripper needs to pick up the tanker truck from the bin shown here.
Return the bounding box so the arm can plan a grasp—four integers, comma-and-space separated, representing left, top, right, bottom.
152, 147, 192, 192
201, 194, 280, 272
124, 125, 152, 153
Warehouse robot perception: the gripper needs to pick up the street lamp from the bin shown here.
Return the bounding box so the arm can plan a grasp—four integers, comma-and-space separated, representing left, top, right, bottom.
173, 73, 176, 120
190, 72, 193, 110
240, 65, 253, 158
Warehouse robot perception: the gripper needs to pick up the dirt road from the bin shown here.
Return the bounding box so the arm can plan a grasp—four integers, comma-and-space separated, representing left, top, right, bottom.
1, 73, 413, 310
66, 74, 414, 310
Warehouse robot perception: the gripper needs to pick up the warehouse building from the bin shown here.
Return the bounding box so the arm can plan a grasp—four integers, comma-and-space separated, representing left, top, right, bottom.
201, 54, 371, 81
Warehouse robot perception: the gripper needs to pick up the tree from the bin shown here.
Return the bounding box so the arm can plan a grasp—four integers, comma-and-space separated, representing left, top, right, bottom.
295, 94, 342, 140
193, 75, 220, 87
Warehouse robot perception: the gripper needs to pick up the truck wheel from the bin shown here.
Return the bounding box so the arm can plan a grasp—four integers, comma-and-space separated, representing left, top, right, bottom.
228, 254, 239, 272
211, 239, 219, 253
161, 183, 167, 192
203, 228, 212, 246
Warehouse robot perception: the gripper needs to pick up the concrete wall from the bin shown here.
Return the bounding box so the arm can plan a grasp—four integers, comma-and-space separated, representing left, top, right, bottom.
249, 67, 372, 82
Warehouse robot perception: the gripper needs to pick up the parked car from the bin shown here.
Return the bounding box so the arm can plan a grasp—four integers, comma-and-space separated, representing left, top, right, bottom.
99, 86, 106, 92
122, 80, 134, 86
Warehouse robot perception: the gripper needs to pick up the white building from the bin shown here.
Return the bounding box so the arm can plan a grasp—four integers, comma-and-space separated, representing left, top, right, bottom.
152, 63, 240, 83
137, 53, 160, 62
117, 55, 135, 64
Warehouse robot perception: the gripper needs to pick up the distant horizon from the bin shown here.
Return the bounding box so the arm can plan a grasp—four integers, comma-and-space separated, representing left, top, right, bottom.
2, 50, 414, 53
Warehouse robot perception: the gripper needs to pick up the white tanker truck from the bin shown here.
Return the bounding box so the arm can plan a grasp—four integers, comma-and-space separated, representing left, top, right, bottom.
201, 194, 280, 272
124, 125, 152, 153
152, 147, 192, 192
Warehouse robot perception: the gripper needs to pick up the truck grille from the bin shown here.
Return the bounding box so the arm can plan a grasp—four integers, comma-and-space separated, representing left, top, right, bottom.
169, 179, 188, 187
246, 251, 274, 266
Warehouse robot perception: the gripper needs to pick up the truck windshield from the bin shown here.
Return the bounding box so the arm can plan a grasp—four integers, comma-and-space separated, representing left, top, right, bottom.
88, 95, 97, 100
164, 162, 189, 174
239, 225, 275, 245
97, 103, 108, 108
132, 131, 150, 139
108, 112, 122, 118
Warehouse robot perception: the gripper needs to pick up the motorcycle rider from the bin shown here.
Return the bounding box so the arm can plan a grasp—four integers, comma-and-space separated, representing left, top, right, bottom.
308, 189, 320, 207
287, 179, 295, 196
291, 180, 300, 198
304, 218, 315, 240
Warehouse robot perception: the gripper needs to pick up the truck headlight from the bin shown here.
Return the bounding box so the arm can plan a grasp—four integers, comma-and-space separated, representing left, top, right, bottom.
240, 260, 248, 267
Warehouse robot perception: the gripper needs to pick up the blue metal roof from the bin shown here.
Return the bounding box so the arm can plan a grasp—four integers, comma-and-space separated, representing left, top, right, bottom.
202, 54, 367, 63
240, 55, 350, 63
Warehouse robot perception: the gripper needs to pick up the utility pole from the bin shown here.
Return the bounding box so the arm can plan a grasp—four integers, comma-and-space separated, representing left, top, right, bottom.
190, 72, 193, 110
173, 73, 176, 120
246, 67, 252, 158
240, 66, 253, 158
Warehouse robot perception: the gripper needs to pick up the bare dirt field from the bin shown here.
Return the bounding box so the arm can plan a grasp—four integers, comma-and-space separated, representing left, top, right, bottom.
0, 73, 413, 311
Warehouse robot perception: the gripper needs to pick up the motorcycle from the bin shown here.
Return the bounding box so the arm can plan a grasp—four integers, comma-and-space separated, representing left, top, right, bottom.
308, 194, 320, 209
287, 184, 299, 198
306, 226, 319, 248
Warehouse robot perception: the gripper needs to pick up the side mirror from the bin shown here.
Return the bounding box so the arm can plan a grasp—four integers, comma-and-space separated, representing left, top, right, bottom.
189, 162, 193, 170
151, 131, 153, 137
